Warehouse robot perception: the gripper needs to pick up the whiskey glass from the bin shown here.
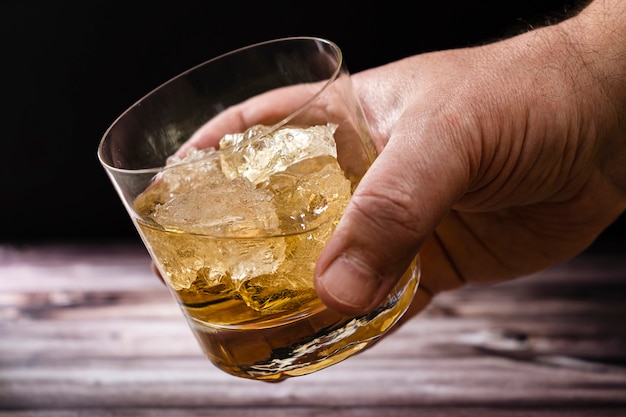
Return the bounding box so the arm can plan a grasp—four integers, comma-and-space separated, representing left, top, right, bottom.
98, 37, 420, 381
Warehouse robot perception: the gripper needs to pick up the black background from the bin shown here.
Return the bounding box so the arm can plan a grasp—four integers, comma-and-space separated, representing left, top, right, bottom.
3, 1, 622, 251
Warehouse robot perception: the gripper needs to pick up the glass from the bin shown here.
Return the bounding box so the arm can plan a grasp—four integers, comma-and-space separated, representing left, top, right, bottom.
98, 37, 420, 381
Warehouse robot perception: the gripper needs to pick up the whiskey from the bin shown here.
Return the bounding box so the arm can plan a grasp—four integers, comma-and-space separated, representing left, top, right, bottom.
133, 124, 418, 380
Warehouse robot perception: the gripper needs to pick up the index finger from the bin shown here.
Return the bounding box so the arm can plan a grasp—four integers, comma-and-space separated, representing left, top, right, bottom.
175, 83, 324, 158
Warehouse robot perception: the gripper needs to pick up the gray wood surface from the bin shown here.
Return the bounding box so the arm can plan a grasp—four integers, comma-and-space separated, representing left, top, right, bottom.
1, 243, 625, 416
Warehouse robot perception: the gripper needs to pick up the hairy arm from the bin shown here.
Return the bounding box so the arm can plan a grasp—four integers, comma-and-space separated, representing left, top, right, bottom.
316, 0, 626, 316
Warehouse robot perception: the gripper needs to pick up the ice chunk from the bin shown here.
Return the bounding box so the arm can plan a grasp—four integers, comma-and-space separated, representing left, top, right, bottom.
134, 123, 350, 297
136, 148, 281, 237
218, 237, 287, 283
219, 123, 338, 185
266, 155, 351, 233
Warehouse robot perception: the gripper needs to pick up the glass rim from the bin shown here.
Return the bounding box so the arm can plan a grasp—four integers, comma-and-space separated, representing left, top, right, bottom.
97, 36, 344, 175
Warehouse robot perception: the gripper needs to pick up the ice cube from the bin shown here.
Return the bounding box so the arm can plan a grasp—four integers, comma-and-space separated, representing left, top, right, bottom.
265, 155, 351, 233
219, 123, 339, 185
220, 237, 287, 283
139, 148, 281, 237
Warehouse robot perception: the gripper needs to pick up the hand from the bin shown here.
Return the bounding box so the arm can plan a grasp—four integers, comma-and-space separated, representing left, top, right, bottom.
325, 0, 626, 319
165, 0, 626, 320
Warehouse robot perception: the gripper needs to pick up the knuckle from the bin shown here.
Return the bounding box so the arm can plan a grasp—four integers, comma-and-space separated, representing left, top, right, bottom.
349, 186, 422, 244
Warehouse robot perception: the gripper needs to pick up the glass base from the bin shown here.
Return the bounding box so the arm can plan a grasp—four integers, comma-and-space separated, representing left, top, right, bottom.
187, 259, 419, 381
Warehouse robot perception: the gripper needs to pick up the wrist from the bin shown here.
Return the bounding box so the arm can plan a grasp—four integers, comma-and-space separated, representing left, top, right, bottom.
560, 0, 626, 198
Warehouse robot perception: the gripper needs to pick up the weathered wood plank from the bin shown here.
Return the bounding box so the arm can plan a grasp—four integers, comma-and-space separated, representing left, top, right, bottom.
1, 408, 626, 417
1, 243, 625, 415
2, 355, 625, 407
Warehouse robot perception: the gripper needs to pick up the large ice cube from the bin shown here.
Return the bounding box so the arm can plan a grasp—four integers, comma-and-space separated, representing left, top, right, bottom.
219, 123, 338, 185
139, 148, 281, 237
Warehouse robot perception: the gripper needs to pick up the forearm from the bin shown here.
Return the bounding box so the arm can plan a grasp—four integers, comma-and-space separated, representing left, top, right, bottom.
563, 0, 626, 197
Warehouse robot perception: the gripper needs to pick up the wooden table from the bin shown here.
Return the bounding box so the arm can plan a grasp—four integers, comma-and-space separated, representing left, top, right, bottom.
1, 242, 625, 416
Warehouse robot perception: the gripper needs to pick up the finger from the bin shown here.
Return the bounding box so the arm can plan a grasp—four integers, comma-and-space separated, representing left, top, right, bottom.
176, 84, 321, 157
314, 120, 469, 316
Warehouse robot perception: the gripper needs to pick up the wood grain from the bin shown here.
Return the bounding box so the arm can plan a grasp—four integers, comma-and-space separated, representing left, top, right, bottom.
1, 243, 625, 416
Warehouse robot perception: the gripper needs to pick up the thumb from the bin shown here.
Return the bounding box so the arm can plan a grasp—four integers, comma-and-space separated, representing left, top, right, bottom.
314, 125, 466, 315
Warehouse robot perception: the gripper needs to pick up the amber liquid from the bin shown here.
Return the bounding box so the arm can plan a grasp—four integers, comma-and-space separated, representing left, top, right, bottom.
137, 218, 418, 381
186, 264, 418, 381
133, 149, 418, 380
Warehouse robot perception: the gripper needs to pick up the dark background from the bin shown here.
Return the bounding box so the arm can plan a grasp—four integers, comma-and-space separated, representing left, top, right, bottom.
3, 1, 622, 251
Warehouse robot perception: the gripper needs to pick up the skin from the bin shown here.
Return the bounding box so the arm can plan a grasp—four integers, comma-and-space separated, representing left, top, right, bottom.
315, 0, 626, 319
165, 0, 626, 321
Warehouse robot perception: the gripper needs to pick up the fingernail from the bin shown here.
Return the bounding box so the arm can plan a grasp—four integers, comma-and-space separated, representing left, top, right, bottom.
318, 254, 382, 310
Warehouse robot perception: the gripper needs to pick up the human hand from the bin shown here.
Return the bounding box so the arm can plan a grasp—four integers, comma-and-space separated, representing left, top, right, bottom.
161, 0, 626, 321
327, 0, 626, 319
